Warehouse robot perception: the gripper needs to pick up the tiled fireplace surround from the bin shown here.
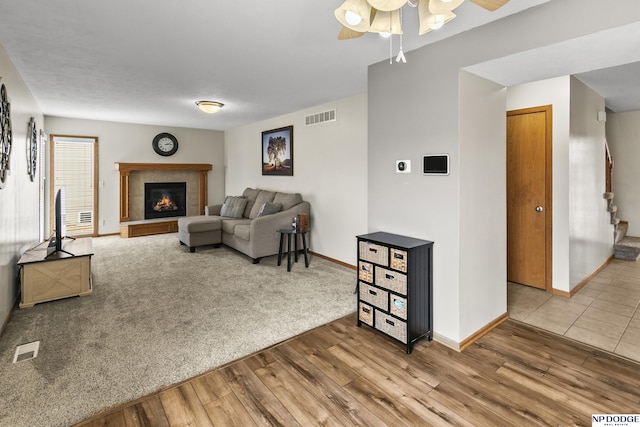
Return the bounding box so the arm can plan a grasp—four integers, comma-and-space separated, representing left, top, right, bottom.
114, 163, 212, 223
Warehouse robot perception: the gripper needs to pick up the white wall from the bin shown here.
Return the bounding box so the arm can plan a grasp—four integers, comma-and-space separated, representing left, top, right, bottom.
459, 71, 507, 340
0, 43, 43, 330
607, 111, 640, 237
224, 94, 368, 265
367, 0, 640, 344
568, 77, 612, 288
44, 117, 225, 235
506, 76, 571, 292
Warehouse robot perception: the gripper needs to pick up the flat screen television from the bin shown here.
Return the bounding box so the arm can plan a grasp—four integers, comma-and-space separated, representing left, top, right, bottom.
46, 187, 73, 257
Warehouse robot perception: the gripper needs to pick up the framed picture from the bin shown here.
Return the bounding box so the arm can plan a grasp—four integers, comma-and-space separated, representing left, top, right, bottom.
262, 125, 293, 176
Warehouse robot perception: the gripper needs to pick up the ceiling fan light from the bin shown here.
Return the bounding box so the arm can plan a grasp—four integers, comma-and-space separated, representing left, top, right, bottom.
345, 10, 363, 26
367, 0, 409, 12
370, 9, 403, 35
418, 3, 455, 34
334, 0, 372, 32
196, 101, 224, 114
428, 0, 465, 13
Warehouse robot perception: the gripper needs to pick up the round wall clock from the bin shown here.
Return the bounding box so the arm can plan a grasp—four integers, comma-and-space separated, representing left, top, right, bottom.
152, 132, 178, 156
0, 83, 12, 189
27, 117, 38, 181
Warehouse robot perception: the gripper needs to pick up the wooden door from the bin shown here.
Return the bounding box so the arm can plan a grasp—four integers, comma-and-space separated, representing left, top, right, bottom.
507, 106, 552, 290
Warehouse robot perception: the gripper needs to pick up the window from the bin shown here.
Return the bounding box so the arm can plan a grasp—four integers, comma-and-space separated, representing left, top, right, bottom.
50, 135, 98, 237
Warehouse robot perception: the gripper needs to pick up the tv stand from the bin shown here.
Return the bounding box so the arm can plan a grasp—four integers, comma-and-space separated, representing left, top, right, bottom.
18, 238, 93, 308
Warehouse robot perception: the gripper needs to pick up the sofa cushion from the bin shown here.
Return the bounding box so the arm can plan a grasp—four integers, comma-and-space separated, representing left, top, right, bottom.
249, 190, 277, 219
221, 218, 251, 235
234, 224, 251, 241
257, 202, 282, 217
273, 192, 303, 211
178, 216, 221, 233
220, 196, 247, 218
241, 187, 261, 218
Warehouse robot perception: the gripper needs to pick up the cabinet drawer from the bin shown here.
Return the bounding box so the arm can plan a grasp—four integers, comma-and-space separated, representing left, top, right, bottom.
375, 310, 407, 344
359, 241, 389, 266
359, 282, 388, 311
390, 295, 407, 320
390, 248, 408, 273
359, 302, 374, 326
358, 261, 373, 283
374, 266, 407, 295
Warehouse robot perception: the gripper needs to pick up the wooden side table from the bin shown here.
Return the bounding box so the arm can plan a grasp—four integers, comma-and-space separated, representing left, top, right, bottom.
277, 228, 309, 272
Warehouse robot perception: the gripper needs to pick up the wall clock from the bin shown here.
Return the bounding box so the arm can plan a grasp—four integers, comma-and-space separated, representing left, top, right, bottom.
0, 83, 12, 189
152, 132, 178, 156
27, 117, 37, 181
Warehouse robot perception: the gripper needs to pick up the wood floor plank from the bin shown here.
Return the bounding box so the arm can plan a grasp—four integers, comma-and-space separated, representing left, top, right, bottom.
159, 383, 213, 427
286, 330, 361, 386
269, 342, 388, 426
122, 396, 171, 427
190, 371, 232, 406
343, 375, 441, 427
253, 360, 343, 425
220, 360, 301, 426
74, 318, 640, 427
327, 343, 470, 426
203, 393, 258, 427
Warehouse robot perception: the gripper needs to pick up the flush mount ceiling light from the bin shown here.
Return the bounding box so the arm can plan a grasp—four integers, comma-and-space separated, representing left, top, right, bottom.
196, 101, 224, 114
335, 0, 510, 39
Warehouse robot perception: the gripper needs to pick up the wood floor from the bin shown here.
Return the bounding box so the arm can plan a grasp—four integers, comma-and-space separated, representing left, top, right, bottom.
75, 314, 640, 426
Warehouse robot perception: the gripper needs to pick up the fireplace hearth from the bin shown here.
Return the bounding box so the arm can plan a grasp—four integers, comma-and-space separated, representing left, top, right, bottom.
144, 182, 186, 219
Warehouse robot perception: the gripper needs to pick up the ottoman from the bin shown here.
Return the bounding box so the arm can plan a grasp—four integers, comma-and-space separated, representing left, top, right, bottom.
178, 216, 222, 252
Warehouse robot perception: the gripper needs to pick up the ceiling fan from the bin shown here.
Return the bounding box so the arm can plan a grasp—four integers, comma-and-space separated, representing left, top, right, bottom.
335, 0, 511, 40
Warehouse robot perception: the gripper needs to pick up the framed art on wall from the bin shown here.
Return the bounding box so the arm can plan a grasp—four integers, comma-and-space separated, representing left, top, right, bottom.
262, 125, 293, 176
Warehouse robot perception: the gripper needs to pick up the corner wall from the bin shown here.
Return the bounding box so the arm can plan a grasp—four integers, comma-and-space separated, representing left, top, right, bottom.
224, 94, 368, 265
568, 77, 612, 288
0, 43, 44, 332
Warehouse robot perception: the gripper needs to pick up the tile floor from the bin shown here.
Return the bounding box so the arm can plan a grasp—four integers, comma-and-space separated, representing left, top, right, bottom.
508, 258, 640, 363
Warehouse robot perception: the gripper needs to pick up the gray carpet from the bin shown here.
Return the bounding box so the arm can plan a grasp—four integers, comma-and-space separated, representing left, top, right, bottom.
0, 234, 356, 427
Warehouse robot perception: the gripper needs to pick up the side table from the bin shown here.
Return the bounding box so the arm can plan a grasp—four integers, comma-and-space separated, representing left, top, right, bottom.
277, 228, 309, 272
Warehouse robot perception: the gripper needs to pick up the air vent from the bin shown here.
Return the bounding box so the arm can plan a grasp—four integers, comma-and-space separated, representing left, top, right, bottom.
78, 211, 93, 224
13, 341, 40, 363
305, 109, 336, 126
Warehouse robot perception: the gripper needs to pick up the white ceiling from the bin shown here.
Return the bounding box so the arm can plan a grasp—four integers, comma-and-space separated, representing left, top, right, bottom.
0, 0, 637, 131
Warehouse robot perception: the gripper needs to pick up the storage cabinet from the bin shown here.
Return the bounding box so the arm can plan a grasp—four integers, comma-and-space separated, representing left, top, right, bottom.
356, 232, 433, 353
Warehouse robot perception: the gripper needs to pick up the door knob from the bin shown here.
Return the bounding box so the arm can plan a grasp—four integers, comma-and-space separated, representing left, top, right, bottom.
536, 206, 544, 212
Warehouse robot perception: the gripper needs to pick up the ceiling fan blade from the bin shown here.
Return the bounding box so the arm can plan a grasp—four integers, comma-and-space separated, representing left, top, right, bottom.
338, 26, 366, 40
468, 0, 510, 11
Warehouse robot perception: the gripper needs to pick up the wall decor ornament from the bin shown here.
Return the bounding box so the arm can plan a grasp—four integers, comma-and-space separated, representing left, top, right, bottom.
262, 125, 293, 176
0, 83, 12, 189
27, 117, 37, 181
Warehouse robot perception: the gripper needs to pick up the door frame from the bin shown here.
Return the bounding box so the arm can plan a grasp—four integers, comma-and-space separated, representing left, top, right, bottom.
507, 105, 553, 292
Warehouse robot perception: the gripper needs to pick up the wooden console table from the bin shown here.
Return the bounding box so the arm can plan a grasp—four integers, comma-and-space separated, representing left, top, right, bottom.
18, 238, 93, 308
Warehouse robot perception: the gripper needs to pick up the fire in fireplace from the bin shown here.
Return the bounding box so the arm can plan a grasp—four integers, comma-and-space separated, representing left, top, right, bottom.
144, 182, 187, 219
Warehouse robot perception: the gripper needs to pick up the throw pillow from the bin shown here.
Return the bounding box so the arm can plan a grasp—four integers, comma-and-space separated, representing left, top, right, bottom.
220, 196, 248, 218
257, 202, 282, 217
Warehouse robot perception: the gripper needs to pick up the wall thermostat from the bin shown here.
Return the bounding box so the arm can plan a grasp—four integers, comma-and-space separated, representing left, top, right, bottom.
423, 154, 449, 175
396, 160, 411, 173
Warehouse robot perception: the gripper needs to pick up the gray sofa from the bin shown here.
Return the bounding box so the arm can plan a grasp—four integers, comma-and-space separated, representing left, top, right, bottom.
178, 187, 310, 263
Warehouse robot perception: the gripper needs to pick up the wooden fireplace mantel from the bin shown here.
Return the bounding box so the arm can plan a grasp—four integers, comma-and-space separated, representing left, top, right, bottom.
114, 162, 212, 223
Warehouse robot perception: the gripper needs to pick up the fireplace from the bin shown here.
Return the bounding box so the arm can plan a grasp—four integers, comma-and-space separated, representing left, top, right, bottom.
144, 182, 187, 219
